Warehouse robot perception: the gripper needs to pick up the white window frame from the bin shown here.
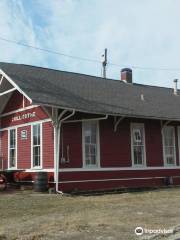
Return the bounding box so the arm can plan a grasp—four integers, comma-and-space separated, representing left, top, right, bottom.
162, 126, 176, 166
8, 128, 17, 169
178, 127, 180, 166
31, 123, 42, 169
0, 131, 2, 169
82, 120, 100, 168
131, 123, 146, 167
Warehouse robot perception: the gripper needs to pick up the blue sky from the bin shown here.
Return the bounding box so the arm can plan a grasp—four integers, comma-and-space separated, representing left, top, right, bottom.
0, 0, 180, 88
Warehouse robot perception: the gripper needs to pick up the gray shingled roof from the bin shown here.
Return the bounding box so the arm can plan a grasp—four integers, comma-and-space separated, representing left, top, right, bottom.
0, 62, 180, 121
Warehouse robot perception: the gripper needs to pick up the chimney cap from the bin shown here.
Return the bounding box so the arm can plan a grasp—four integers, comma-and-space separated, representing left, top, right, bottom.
121, 68, 132, 73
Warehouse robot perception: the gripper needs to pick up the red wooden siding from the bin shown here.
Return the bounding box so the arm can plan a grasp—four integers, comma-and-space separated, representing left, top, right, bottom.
59, 122, 82, 168
0, 91, 52, 171
100, 118, 131, 167
43, 122, 54, 168
58, 169, 180, 192
1, 130, 8, 169
17, 126, 31, 169
58, 118, 180, 169
2, 90, 31, 114
145, 120, 164, 166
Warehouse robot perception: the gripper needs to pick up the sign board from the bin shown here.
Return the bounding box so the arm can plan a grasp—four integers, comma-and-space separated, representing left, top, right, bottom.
21, 130, 27, 140
12, 112, 36, 122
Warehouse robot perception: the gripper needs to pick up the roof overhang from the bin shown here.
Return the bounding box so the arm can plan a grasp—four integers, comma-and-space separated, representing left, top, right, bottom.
0, 69, 32, 115
34, 102, 180, 123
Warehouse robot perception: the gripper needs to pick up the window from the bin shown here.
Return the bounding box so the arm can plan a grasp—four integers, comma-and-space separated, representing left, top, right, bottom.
82, 121, 100, 167
162, 126, 176, 166
9, 129, 17, 168
32, 124, 42, 168
0, 132, 2, 169
131, 123, 146, 166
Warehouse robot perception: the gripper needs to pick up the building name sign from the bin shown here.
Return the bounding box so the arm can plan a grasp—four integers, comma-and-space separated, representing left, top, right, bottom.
12, 112, 36, 122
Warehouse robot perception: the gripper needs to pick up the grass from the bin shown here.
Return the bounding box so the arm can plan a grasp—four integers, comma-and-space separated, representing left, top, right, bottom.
0, 188, 180, 240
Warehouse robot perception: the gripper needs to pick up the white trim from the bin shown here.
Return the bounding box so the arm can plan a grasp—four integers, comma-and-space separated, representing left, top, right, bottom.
5, 168, 54, 172
178, 126, 180, 166
17, 176, 180, 184
31, 122, 43, 169
8, 128, 17, 169
0, 69, 32, 103
53, 127, 56, 176
59, 166, 180, 172
57, 176, 167, 184
0, 105, 40, 118
3, 166, 180, 172
130, 123, 146, 167
0, 75, 3, 85
82, 120, 100, 169
0, 87, 16, 96
22, 95, 25, 109
0, 118, 51, 131
162, 126, 176, 166
97, 122, 100, 167
25, 168, 54, 172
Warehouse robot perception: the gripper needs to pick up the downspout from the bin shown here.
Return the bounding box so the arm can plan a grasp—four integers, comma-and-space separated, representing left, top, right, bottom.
55, 110, 75, 194
53, 109, 67, 194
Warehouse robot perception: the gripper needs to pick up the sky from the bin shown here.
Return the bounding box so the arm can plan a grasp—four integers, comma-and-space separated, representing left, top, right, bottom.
0, 0, 180, 88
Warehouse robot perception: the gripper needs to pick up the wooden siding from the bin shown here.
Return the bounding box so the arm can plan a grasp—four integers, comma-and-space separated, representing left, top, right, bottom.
59, 123, 82, 168
1, 130, 8, 169
100, 118, 131, 167
43, 122, 54, 169
2, 90, 31, 114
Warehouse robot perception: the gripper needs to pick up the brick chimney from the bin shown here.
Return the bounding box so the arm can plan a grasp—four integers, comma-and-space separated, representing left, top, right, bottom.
121, 68, 132, 84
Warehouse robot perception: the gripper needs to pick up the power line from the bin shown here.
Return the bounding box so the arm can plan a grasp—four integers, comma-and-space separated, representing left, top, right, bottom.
109, 62, 180, 72
0, 36, 180, 72
0, 36, 100, 64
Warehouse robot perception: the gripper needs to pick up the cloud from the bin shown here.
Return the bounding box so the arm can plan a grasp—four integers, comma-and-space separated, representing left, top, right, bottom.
0, 0, 180, 88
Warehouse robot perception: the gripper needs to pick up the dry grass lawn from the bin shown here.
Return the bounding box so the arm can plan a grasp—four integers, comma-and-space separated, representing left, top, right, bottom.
0, 188, 180, 240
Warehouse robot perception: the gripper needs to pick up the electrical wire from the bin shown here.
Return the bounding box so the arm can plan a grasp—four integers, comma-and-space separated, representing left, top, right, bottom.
0, 36, 100, 64
0, 36, 180, 72
109, 62, 180, 72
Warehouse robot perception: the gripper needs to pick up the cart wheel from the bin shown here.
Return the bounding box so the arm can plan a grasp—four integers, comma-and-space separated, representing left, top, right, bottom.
0, 174, 7, 191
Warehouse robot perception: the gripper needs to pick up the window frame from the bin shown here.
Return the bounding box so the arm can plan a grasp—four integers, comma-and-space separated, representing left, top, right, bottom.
8, 128, 17, 169
31, 123, 42, 169
131, 123, 146, 167
162, 126, 176, 166
178, 127, 180, 166
82, 120, 100, 168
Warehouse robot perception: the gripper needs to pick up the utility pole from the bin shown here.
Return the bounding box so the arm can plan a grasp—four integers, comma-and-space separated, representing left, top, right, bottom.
102, 48, 107, 78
